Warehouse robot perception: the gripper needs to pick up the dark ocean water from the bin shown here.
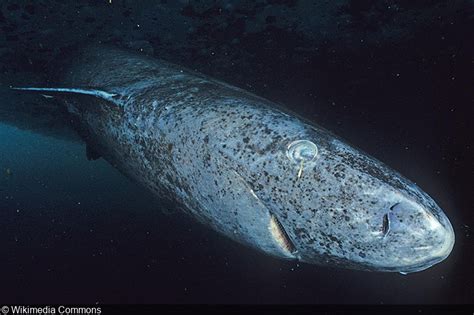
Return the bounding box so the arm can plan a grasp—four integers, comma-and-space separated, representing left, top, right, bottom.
0, 0, 472, 304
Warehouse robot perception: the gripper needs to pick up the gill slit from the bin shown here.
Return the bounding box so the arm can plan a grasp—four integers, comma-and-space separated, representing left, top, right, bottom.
230, 169, 297, 255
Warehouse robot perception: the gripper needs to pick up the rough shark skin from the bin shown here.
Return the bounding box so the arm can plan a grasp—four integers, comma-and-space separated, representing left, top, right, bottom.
15, 46, 455, 273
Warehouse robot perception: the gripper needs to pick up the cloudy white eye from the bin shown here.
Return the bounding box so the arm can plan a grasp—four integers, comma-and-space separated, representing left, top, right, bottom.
286, 140, 318, 164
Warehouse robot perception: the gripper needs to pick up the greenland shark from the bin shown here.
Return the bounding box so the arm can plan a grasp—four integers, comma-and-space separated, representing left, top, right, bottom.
13, 46, 454, 273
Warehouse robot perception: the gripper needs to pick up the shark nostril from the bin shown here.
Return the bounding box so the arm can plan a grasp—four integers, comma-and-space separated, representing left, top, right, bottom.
382, 213, 390, 237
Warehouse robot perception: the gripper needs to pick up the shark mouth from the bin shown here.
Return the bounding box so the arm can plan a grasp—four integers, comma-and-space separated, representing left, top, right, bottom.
268, 213, 297, 255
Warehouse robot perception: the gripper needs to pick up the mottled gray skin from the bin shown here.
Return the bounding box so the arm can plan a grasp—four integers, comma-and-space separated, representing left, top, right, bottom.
26, 46, 455, 273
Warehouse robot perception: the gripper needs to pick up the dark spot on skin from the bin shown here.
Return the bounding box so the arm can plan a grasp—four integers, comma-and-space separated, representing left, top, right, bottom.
263, 126, 272, 134
329, 235, 340, 243
359, 252, 366, 258
203, 135, 209, 144
167, 143, 173, 153
243, 137, 250, 144
294, 228, 306, 237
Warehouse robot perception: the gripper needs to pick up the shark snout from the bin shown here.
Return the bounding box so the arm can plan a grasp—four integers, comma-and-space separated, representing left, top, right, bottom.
386, 200, 455, 273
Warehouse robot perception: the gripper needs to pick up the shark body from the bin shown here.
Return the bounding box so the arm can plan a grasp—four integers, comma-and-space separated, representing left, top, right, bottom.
13, 46, 455, 273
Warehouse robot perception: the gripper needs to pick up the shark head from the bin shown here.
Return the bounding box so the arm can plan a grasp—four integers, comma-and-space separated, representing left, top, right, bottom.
198, 99, 455, 273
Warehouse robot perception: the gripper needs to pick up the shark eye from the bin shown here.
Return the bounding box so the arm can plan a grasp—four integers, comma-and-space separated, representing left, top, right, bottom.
286, 140, 318, 164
